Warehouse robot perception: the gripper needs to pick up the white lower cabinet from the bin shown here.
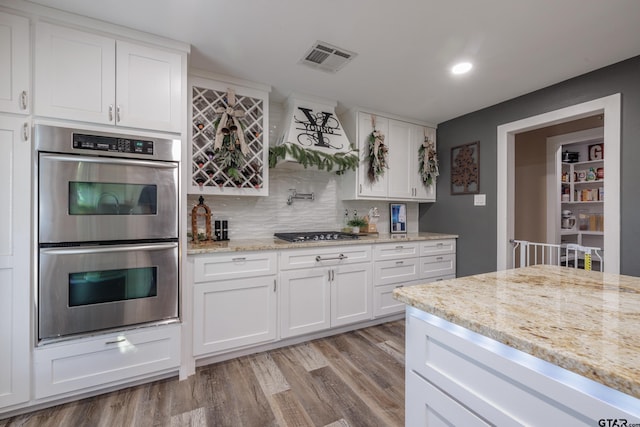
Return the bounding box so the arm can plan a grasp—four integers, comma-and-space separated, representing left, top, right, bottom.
193, 276, 277, 355
373, 240, 456, 318
34, 324, 180, 399
191, 251, 278, 356
280, 246, 373, 339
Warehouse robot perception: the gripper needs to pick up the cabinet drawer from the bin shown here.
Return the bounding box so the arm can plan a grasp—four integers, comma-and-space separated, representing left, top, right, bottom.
373, 283, 407, 317
373, 242, 418, 260
280, 245, 372, 270
419, 239, 456, 256
374, 258, 419, 286
34, 325, 180, 399
193, 251, 277, 282
420, 254, 456, 279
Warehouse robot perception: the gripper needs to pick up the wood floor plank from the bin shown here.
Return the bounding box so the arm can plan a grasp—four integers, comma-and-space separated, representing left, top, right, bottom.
323, 419, 350, 427
131, 378, 173, 427
269, 348, 341, 427
268, 390, 315, 427
309, 366, 389, 427
376, 340, 405, 366
169, 407, 206, 427
288, 342, 328, 372
2, 320, 406, 427
312, 338, 403, 426
202, 357, 277, 427
250, 352, 290, 396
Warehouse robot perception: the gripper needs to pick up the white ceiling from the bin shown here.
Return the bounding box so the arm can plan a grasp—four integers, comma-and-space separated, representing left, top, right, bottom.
27, 0, 640, 125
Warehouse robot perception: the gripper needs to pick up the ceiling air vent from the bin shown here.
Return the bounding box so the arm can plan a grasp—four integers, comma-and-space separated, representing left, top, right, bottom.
299, 41, 357, 73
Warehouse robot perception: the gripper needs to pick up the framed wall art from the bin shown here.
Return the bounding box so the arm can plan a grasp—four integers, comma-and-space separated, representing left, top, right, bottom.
451, 141, 480, 195
389, 203, 407, 234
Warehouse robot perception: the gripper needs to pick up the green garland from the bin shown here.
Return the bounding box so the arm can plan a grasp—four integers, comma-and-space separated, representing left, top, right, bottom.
269, 144, 359, 175
366, 129, 387, 182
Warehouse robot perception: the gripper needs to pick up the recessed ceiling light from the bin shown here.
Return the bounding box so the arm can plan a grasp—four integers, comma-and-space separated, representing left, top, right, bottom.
451, 62, 473, 75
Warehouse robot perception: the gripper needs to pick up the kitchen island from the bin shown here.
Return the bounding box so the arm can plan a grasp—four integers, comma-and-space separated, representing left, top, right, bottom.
394, 265, 640, 425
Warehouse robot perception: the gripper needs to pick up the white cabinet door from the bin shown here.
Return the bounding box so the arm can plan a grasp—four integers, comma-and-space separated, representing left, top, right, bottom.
0, 12, 29, 114
280, 268, 331, 338
116, 41, 182, 133
412, 124, 436, 201
387, 119, 414, 199
331, 262, 373, 327
0, 116, 30, 409
357, 112, 389, 198
193, 276, 277, 356
35, 22, 116, 124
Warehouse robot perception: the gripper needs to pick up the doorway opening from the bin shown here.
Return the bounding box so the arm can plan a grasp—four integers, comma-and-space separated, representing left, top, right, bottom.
497, 94, 620, 273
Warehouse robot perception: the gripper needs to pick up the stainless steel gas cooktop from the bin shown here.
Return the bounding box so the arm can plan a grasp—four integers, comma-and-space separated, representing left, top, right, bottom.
274, 231, 359, 243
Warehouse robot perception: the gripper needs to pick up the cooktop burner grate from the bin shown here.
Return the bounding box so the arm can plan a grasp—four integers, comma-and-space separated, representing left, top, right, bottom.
274, 231, 359, 243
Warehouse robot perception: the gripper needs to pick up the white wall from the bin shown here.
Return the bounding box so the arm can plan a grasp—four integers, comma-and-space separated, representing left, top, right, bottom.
187, 168, 419, 240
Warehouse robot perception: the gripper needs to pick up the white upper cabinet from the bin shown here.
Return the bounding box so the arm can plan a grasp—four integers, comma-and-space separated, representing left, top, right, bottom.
0, 11, 30, 115
0, 115, 31, 409
116, 41, 182, 132
35, 22, 182, 133
387, 119, 414, 199
341, 109, 437, 202
356, 112, 388, 198
412, 124, 436, 201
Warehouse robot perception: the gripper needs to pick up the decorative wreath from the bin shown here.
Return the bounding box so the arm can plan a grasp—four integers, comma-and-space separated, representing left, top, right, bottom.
366, 116, 388, 182
419, 133, 439, 185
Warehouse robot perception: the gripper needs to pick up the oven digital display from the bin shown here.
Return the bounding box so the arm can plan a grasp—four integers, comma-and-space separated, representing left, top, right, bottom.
73, 133, 154, 155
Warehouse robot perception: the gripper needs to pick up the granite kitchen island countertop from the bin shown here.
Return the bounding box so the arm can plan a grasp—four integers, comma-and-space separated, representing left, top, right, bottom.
187, 231, 457, 255
394, 264, 640, 399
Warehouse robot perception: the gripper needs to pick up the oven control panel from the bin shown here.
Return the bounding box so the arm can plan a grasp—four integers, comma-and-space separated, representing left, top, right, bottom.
73, 133, 154, 155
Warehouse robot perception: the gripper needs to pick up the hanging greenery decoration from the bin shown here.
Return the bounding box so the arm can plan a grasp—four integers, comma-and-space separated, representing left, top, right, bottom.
366, 115, 388, 182
268, 143, 359, 175
419, 133, 439, 185
211, 89, 247, 183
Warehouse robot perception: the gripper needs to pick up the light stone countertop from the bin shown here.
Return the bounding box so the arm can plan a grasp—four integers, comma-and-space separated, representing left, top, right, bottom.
393, 264, 640, 399
187, 231, 458, 255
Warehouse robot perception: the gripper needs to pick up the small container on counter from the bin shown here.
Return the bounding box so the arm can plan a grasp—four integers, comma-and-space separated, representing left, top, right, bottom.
222, 220, 228, 240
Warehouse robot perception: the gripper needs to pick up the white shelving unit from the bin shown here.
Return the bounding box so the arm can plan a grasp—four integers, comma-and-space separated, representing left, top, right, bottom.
558, 138, 604, 268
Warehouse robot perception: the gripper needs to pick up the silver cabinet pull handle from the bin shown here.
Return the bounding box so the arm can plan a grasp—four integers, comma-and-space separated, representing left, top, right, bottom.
316, 254, 347, 262
232, 257, 247, 262
437, 242, 444, 247
116, 105, 121, 122
395, 245, 404, 249
109, 104, 114, 121
436, 256, 444, 261
23, 122, 29, 141
20, 90, 28, 110
106, 338, 126, 345
396, 260, 404, 265
273, 279, 276, 292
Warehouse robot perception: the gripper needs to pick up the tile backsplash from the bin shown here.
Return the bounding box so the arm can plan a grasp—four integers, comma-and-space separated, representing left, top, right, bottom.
187, 167, 419, 240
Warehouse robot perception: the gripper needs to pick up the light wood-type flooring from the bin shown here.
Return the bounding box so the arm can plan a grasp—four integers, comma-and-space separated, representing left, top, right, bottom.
1, 320, 405, 427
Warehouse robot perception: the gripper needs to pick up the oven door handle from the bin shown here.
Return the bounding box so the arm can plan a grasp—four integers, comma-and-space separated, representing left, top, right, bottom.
40, 242, 178, 255
39, 153, 178, 169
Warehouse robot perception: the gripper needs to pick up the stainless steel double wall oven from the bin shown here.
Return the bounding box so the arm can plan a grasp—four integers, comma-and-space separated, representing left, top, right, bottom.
35, 125, 180, 342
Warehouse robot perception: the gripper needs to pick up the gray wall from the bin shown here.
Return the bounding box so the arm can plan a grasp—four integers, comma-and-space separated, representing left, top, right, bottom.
420, 55, 640, 277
